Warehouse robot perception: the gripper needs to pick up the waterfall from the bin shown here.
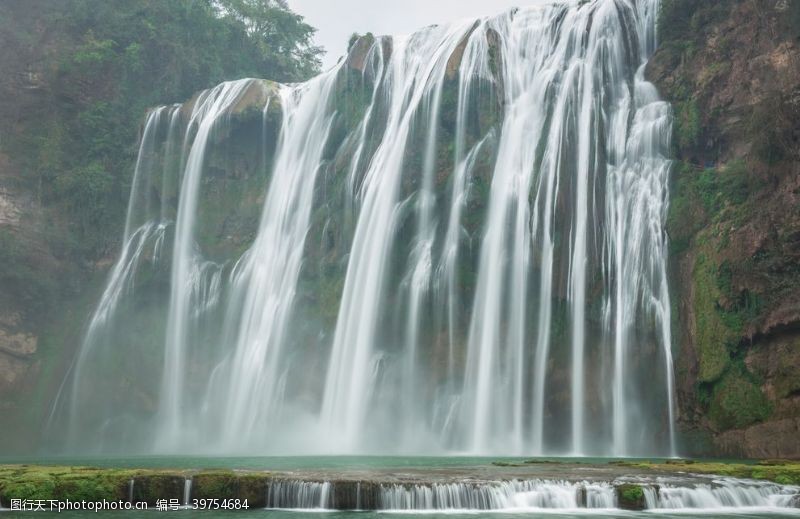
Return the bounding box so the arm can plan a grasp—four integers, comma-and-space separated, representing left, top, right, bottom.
183, 478, 192, 506
215, 68, 341, 449
266, 480, 332, 509
50, 0, 677, 457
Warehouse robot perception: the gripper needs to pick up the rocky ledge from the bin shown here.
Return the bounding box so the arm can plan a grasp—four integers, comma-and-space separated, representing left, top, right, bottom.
1, 460, 798, 511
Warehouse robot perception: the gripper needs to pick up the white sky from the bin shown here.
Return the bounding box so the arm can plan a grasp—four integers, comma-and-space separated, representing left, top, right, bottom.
288, 0, 546, 69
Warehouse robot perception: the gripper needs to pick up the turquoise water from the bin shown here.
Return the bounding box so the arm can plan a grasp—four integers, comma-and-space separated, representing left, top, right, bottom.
0, 455, 754, 470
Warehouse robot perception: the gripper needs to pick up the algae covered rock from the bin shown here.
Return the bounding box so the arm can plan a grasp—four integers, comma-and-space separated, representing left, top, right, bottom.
615, 483, 647, 510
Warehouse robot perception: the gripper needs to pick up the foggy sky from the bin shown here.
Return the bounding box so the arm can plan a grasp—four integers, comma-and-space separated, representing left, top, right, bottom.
288, 0, 546, 69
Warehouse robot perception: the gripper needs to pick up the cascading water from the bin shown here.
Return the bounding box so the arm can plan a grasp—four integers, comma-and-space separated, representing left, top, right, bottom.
49, 0, 677, 457
260, 477, 799, 512
644, 479, 800, 511
377, 480, 616, 511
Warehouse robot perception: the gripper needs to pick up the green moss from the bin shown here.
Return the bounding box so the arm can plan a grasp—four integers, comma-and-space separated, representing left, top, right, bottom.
236, 473, 269, 508
0, 472, 57, 501
620, 485, 644, 502
0, 466, 140, 503
666, 162, 705, 254
675, 99, 701, 150
693, 249, 732, 383
617, 460, 800, 486
708, 368, 771, 430
192, 471, 237, 499
615, 484, 646, 510
0, 466, 272, 505
54, 472, 129, 501
131, 474, 186, 504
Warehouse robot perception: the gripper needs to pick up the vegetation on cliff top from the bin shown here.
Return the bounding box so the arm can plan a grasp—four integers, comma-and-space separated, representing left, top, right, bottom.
0, 0, 321, 318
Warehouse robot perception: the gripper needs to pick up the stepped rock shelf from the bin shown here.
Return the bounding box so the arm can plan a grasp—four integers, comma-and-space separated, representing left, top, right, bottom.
1, 461, 799, 512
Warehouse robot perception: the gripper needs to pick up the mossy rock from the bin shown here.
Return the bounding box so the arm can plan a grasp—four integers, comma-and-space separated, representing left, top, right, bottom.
131, 474, 186, 505
693, 249, 733, 383
191, 471, 269, 507
750, 467, 800, 486
54, 472, 129, 502
0, 472, 57, 501
615, 483, 647, 510
192, 471, 237, 499
236, 473, 269, 508
708, 369, 771, 431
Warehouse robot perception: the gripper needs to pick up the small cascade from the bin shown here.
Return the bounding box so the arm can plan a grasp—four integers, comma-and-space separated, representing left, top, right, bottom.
644, 479, 800, 510
266, 480, 332, 509
183, 478, 192, 506
128, 478, 135, 504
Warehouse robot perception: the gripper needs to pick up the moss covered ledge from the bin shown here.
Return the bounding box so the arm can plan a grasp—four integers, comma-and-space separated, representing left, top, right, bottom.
614, 460, 800, 486
0, 465, 272, 507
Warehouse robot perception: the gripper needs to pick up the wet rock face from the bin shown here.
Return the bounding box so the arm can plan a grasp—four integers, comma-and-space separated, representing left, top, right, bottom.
0, 312, 36, 393
649, 1, 800, 458
715, 418, 800, 459
131, 475, 185, 505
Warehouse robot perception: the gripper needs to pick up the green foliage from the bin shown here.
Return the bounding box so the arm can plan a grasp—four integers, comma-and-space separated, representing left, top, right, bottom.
708, 368, 771, 430
0, 0, 322, 260
217, 0, 322, 79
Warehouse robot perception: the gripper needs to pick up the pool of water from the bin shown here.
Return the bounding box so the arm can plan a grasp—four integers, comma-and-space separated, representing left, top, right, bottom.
0, 455, 754, 471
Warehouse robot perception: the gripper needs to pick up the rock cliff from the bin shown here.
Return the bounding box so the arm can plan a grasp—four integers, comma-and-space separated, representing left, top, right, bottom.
648, 0, 800, 458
